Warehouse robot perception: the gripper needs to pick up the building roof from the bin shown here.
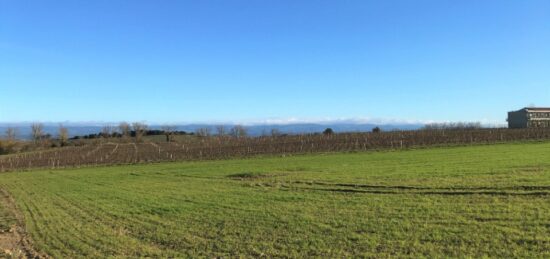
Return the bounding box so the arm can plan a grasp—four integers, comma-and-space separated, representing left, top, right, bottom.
509, 107, 550, 113
524, 107, 550, 112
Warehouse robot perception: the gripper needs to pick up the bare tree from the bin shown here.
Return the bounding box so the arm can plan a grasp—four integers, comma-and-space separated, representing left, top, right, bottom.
5, 127, 17, 141
271, 128, 282, 137
1, 127, 17, 154
230, 125, 247, 138
31, 123, 44, 144
215, 125, 226, 136
58, 124, 69, 146
161, 125, 177, 142
132, 122, 148, 142
101, 125, 113, 138
422, 122, 482, 131
195, 127, 211, 137
118, 122, 131, 138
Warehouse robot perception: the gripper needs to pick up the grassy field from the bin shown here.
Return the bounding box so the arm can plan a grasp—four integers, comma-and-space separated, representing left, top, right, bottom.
0, 142, 549, 257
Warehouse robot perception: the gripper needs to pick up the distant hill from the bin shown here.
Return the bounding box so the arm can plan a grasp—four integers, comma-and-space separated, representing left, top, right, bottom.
0, 122, 424, 140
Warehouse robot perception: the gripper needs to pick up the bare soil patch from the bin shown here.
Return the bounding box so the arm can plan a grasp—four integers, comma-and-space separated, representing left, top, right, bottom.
0, 189, 45, 258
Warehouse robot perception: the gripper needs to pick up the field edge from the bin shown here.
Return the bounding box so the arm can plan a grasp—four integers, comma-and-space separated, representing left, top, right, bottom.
0, 188, 47, 258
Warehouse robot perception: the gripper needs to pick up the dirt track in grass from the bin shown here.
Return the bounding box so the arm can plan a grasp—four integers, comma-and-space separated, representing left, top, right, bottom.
0, 189, 45, 258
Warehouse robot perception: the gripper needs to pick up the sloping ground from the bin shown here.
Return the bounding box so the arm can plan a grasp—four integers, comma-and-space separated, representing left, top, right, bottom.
0, 142, 549, 257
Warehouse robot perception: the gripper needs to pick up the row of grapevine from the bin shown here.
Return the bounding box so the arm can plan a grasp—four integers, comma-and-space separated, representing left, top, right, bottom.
1, 128, 550, 172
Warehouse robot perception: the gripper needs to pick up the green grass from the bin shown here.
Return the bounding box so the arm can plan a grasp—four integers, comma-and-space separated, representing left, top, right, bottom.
0, 142, 549, 257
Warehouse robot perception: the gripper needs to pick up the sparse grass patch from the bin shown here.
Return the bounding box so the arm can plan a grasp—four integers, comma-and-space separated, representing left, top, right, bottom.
0, 204, 14, 233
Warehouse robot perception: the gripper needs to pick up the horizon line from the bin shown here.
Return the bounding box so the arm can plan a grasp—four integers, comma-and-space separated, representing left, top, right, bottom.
0, 117, 506, 127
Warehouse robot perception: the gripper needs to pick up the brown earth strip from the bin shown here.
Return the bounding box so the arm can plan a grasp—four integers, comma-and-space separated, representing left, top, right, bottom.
277, 182, 550, 196
0, 189, 47, 258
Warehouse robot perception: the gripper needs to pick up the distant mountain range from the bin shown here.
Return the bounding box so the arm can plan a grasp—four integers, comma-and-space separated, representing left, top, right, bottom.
0, 122, 424, 139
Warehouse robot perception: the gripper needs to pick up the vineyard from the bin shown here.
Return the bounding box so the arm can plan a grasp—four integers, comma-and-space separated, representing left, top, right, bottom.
1, 128, 550, 172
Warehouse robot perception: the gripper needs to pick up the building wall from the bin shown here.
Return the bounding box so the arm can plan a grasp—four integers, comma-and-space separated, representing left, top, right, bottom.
508, 111, 528, 128
529, 112, 550, 119
508, 109, 550, 128
528, 120, 550, 128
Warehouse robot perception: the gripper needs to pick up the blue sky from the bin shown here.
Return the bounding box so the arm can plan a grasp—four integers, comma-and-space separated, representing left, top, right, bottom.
1, 0, 549, 125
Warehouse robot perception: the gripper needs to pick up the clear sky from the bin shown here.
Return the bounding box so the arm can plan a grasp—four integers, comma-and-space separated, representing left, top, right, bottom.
1, 0, 549, 124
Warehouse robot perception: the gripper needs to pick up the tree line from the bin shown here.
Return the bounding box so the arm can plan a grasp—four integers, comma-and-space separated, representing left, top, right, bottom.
0, 122, 252, 154
0, 121, 482, 155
